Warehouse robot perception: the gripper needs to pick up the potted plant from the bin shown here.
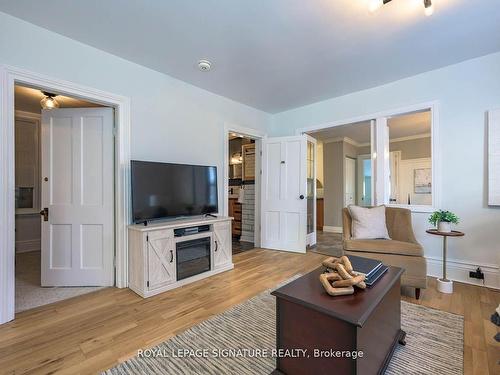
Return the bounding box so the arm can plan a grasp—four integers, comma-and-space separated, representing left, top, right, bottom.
429, 210, 459, 233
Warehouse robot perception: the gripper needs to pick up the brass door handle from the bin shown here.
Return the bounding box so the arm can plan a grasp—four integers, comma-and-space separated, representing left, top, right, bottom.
39, 207, 49, 221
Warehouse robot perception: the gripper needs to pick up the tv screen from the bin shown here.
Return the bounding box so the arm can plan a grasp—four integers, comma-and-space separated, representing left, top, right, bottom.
131, 161, 218, 223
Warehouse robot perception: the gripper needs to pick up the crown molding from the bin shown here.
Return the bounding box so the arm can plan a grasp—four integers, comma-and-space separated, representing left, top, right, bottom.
390, 133, 431, 143
321, 133, 431, 148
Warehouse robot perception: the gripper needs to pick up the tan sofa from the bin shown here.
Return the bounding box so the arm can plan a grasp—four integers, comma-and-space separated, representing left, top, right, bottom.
342, 207, 427, 299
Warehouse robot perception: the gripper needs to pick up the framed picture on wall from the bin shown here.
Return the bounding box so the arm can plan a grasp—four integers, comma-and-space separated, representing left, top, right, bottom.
414, 168, 431, 194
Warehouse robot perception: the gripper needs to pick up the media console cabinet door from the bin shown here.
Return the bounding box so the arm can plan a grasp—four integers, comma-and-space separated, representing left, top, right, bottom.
147, 229, 176, 290
213, 221, 232, 269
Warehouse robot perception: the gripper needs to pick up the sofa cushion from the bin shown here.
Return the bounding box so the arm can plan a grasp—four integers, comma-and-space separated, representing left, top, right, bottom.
348, 205, 390, 240
343, 239, 424, 257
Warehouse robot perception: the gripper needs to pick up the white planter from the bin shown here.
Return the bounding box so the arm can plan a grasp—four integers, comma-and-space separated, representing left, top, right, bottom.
438, 221, 452, 233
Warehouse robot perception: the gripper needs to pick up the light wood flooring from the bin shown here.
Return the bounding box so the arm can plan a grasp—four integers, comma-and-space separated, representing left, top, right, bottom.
0, 248, 498, 374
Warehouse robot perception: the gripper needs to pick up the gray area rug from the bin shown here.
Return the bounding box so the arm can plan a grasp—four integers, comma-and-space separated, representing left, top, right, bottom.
16, 251, 104, 313
105, 278, 463, 375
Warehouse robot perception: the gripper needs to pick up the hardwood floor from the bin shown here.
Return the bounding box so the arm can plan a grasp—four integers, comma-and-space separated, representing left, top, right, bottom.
0, 249, 498, 374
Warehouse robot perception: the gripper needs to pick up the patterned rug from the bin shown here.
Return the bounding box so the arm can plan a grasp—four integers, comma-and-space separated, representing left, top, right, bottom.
105, 279, 463, 375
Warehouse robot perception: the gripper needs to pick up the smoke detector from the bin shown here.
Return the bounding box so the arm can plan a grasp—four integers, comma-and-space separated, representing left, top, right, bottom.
198, 59, 212, 72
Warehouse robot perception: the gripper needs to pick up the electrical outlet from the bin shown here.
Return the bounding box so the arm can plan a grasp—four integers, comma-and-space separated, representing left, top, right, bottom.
469, 267, 485, 280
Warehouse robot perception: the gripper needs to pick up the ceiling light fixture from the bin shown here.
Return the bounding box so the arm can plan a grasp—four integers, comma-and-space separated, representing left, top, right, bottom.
40, 91, 60, 110
369, 0, 434, 16
423, 0, 434, 16
198, 59, 212, 72
369, 0, 387, 13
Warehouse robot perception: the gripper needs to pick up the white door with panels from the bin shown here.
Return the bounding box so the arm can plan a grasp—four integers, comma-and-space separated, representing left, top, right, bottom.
261, 135, 307, 253
40, 108, 114, 286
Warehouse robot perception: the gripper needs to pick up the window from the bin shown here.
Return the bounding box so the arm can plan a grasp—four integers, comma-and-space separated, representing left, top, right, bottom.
383, 108, 435, 211
303, 103, 436, 215
306, 139, 315, 236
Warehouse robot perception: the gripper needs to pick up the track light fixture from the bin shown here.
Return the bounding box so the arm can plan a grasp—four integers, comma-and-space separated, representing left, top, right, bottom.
369, 0, 434, 16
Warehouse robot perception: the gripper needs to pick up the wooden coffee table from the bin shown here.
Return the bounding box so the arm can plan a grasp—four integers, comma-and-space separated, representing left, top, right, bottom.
271, 266, 405, 375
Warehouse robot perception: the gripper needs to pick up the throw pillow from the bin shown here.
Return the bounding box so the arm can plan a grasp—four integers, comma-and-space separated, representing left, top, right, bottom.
348, 205, 391, 240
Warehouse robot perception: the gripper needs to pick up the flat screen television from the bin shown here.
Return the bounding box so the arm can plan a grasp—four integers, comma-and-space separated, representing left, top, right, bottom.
131, 160, 218, 223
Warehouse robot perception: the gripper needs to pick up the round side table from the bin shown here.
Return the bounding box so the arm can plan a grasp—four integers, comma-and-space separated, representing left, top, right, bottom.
426, 229, 464, 294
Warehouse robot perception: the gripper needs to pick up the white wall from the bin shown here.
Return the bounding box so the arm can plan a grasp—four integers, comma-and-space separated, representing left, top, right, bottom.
2, 11, 499, 288
271, 52, 500, 288
0, 12, 271, 217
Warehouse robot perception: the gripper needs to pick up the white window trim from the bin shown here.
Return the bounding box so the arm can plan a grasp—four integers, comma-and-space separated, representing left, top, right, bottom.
380, 104, 439, 212
296, 101, 440, 213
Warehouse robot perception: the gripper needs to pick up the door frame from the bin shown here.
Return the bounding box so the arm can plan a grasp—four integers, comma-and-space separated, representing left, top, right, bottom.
223, 123, 266, 247
0, 65, 131, 324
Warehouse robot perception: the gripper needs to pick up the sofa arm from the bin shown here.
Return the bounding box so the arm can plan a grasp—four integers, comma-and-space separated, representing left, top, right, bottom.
342, 208, 352, 240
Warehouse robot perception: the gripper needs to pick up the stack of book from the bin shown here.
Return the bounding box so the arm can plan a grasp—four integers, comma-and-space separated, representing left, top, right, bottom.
348, 255, 388, 287
325, 255, 388, 287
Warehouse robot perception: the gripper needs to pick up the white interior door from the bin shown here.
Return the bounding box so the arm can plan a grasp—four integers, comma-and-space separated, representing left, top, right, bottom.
261, 135, 307, 253
41, 108, 114, 286
344, 157, 356, 207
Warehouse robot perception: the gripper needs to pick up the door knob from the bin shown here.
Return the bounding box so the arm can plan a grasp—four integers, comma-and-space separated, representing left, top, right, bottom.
299, 195, 305, 200
39, 207, 49, 221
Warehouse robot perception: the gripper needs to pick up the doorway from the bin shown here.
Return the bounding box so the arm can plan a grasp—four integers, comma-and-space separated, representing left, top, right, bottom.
14, 84, 114, 313
357, 155, 372, 207
0, 66, 131, 325
227, 132, 259, 254
305, 121, 374, 256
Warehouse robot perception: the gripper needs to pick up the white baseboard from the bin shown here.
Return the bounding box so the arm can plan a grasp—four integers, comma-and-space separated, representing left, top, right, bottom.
322, 226, 343, 234
426, 256, 499, 290
15, 239, 40, 253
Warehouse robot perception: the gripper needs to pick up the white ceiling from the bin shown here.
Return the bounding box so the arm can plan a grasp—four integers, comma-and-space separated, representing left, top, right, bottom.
1, 0, 499, 113
388, 111, 431, 138
310, 110, 431, 143
15, 85, 102, 113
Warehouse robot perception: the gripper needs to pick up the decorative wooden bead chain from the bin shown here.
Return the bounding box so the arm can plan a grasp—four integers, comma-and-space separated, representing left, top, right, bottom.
319, 256, 366, 296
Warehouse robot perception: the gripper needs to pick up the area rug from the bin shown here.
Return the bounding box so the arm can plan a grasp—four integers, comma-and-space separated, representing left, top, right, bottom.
16, 251, 104, 312
105, 279, 464, 375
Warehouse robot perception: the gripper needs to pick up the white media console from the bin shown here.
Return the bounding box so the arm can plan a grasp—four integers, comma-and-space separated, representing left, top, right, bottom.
128, 216, 233, 298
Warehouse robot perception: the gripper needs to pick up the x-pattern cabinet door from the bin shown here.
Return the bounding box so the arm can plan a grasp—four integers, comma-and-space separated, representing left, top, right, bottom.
147, 229, 176, 290
213, 221, 232, 269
